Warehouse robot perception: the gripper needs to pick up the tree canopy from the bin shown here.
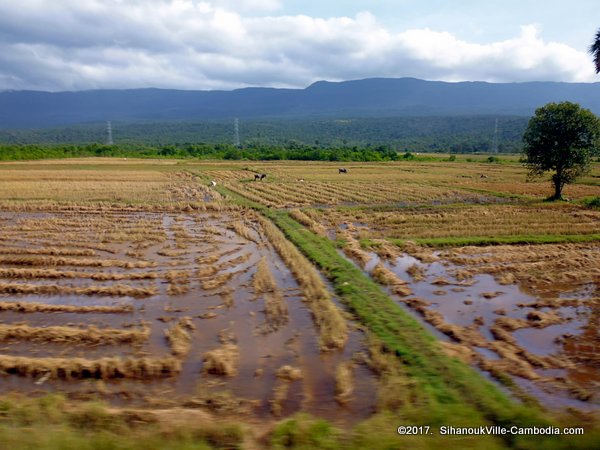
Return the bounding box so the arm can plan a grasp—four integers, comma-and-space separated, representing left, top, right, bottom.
523, 102, 600, 200
591, 28, 600, 74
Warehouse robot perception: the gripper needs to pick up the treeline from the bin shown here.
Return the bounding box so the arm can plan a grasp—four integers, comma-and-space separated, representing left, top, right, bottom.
0, 116, 528, 153
0, 143, 401, 162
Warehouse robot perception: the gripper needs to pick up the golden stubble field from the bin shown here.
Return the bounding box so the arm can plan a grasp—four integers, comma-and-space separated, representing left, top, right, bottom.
0, 162, 380, 423
0, 157, 599, 431
189, 157, 600, 409
204, 159, 600, 207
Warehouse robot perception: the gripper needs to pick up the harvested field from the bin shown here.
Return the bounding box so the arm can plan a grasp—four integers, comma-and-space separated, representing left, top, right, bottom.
441, 243, 600, 295
265, 159, 597, 411
0, 164, 223, 204
2, 158, 599, 445
339, 245, 600, 409
211, 159, 599, 207
317, 203, 600, 240
0, 201, 374, 422
226, 179, 493, 208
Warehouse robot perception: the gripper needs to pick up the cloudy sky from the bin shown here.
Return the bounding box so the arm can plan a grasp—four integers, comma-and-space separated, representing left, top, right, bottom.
0, 0, 598, 91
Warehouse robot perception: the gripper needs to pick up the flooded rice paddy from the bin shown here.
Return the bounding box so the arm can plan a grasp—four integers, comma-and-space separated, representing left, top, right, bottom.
359, 246, 599, 410
0, 210, 378, 423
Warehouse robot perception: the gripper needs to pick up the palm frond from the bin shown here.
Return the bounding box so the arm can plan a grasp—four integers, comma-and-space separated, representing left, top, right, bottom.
590, 28, 600, 74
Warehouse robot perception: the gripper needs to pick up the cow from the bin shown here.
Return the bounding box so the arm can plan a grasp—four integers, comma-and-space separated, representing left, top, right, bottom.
210, 180, 217, 187
254, 173, 267, 181
480, 174, 488, 179
338, 168, 348, 174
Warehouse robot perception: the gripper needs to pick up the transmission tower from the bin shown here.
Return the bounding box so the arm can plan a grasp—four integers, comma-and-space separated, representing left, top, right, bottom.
233, 118, 240, 147
106, 121, 113, 145
492, 118, 499, 154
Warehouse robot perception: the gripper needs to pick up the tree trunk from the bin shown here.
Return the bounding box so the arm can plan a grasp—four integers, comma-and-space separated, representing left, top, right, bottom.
552, 170, 563, 200
553, 179, 562, 200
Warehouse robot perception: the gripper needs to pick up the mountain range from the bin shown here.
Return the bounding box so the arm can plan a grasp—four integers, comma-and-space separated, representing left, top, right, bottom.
1, 77, 599, 129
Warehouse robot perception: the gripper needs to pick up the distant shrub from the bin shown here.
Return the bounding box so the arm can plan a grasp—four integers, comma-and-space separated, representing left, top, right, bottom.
487, 156, 500, 163
402, 152, 414, 160
271, 414, 339, 449
447, 155, 456, 161
583, 196, 600, 209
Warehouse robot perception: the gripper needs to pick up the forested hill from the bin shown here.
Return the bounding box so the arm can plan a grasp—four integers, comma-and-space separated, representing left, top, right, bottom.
1, 78, 600, 128
0, 116, 528, 153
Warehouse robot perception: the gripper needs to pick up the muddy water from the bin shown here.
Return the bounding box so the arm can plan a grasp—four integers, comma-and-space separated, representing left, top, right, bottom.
0, 211, 377, 424
361, 250, 599, 410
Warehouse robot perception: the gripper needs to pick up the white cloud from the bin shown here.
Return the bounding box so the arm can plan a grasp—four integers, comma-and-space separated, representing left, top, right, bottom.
211, 0, 282, 11
0, 1, 596, 91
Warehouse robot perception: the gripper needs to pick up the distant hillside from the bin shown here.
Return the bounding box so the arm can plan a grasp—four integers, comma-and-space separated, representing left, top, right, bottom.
1, 78, 599, 129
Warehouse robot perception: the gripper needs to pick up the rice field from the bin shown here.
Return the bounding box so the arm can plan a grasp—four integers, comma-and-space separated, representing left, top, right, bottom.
316, 203, 600, 240
1, 158, 599, 448
207, 159, 600, 207
261, 160, 598, 410
0, 203, 375, 421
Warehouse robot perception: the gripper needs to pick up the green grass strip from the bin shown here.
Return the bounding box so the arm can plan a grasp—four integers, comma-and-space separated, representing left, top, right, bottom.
384, 234, 600, 248
212, 184, 550, 433
268, 211, 545, 424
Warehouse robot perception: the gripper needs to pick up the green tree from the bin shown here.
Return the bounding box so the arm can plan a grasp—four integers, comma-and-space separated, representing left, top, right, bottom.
523, 102, 600, 200
591, 28, 600, 73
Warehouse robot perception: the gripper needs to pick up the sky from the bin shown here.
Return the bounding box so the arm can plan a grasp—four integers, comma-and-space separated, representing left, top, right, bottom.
0, 0, 598, 91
